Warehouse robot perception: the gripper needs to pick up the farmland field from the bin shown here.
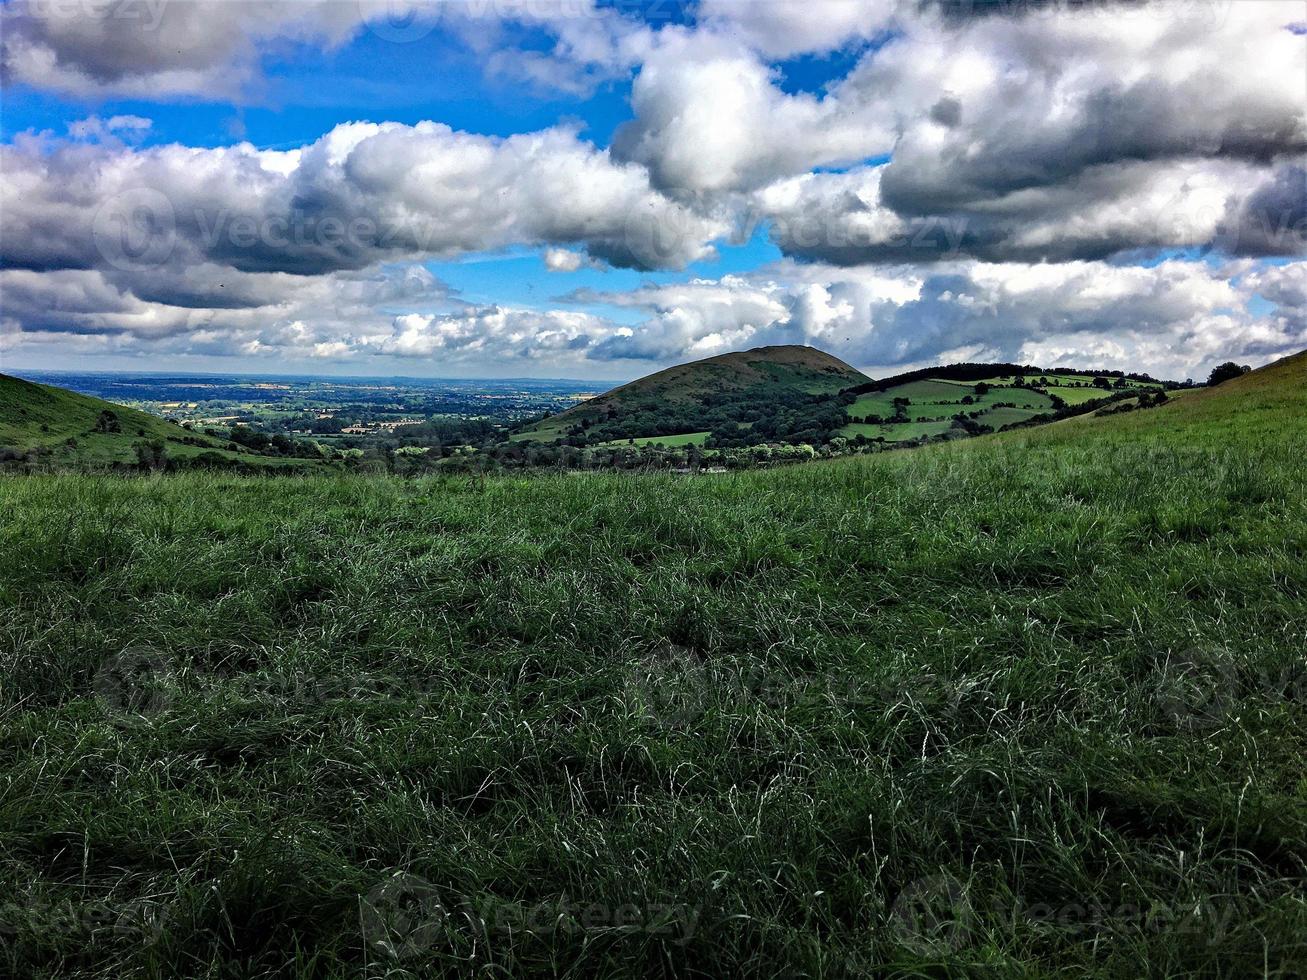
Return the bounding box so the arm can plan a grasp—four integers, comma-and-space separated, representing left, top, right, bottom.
0, 354, 1303, 978
837, 419, 954, 441
598, 431, 711, 448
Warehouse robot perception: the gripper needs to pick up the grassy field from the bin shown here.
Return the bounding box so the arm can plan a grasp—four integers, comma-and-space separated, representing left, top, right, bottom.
0, 354, 1303, 977
837, 419, 954, 442
841, 369, 1171, 443
845, 381, 1054, 431
597, 432, 711, 448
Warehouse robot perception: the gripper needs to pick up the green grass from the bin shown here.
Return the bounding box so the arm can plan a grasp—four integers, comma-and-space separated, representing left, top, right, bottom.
597, 432, 711, 448
1046, 385, 1117, 406
0, 354, 1304, 977
838, 419, 954, 442
848, 381, 1054, 424
978, 406, 1043, 429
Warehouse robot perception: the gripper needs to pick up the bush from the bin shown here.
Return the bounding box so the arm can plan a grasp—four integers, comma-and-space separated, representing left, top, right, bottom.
1207, 361, 1251, 386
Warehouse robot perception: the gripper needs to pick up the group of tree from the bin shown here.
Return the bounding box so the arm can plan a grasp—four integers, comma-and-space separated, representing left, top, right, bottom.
1207, 362, 1251, 386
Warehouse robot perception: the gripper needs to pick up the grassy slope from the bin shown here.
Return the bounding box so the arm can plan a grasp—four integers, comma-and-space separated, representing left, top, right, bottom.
0, 353, 1303, 977
842, 370, 1164, 442
0, 373, 315, 470
515, 345, 868, 442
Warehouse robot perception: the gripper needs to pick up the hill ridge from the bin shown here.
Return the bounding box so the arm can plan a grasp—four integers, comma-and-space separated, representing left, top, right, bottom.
513, 344, 869, 444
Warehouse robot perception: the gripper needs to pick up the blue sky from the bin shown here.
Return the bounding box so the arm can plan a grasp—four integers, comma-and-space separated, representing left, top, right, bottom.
1, 1, 1303, 381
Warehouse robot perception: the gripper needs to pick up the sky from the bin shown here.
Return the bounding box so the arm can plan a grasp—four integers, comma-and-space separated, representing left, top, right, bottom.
1, 0, 1305, 383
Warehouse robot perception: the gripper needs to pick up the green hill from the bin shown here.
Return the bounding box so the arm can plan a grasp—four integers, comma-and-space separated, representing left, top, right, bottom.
0, 351, 1302, 977
513, 344, 1180, 451
513, 344, 869, 443
0, 373, 313, 470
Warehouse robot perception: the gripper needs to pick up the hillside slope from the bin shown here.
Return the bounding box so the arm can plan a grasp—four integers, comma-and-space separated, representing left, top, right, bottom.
1019, 348, 1305, 449
514, 345, 868, 443
0, 373, 309, 469
0, 351, 1302, 977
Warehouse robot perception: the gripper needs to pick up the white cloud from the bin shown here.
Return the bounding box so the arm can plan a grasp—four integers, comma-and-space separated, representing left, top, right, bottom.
0, 0, 648, 99
567, 258, 1307, 380
66, 114, 152, 142
612, 29, 894, 196
3, 1, 1306, 378
543, 247, 601, 272
695, 0, 898, 59
0, 120, 726, 287
612, 1, 1305, 263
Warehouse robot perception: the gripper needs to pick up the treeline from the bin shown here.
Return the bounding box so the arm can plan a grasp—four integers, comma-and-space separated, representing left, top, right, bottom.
1003, 386, 1171, 431
390, 440, 857, 475
532, 388, 855, 449
847, 362, 1167, 395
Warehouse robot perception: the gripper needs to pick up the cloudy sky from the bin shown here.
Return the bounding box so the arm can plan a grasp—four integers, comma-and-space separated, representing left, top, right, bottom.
1, 0, 1304, 381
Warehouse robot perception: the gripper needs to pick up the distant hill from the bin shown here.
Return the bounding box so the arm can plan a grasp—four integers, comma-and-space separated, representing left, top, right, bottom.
511, 343, 1187, 451
513, 345, 869, 445
0, 373, 313, 471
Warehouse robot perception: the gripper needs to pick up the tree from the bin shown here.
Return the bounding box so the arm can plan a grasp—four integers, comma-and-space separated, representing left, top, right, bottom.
134, 439, 167, 471
94, 409, 121, 434
1207, 361, 1251, 387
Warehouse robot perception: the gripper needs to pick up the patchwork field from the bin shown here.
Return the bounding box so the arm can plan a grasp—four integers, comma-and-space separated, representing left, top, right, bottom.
598, 431, 711, 448
841, 369, 1162, 442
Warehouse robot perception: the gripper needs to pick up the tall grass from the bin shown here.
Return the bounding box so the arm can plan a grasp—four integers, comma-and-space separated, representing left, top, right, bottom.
0, 377, 1304, 977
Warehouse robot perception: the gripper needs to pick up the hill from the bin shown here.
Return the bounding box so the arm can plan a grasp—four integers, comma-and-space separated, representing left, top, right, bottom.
0, 349, 1302, 977
510, 345, 1178, 453
0, 373, 316, 471
512, 345, 868, 444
